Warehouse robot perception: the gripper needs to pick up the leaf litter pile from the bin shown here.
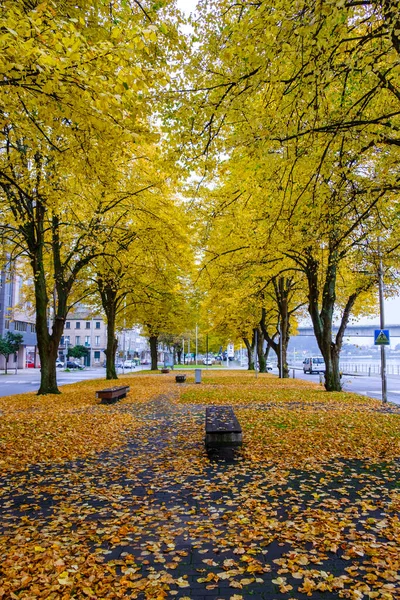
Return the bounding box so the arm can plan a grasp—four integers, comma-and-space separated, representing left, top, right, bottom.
0, 371, 399, 600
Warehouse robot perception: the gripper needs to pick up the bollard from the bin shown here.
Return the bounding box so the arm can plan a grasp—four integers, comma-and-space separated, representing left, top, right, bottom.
195, 368, 202, 384
319, 373, 323, 385
368, 366, 371, 377
292, 368, 295, 379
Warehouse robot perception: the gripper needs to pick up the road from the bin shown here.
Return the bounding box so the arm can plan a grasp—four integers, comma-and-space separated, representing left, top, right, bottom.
0, 366, 143, 397
287, 367, 400, 405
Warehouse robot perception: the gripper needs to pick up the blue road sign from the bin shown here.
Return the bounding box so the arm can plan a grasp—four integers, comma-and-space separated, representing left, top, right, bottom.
374, 329, 390, 345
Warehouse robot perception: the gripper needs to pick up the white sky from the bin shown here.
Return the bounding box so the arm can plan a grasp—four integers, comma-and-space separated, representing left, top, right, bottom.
358, 296, 400, 326
176, 0, 197, 15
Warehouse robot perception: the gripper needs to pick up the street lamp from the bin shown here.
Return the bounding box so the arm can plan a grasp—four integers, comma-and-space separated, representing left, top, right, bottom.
64, 338, 69, 369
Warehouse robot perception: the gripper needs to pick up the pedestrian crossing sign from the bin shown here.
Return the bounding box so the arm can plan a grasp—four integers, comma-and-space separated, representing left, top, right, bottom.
374, 329, 390, 345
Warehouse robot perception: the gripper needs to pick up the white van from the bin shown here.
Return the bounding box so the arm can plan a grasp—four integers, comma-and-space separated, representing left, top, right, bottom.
303, 356, 326, 374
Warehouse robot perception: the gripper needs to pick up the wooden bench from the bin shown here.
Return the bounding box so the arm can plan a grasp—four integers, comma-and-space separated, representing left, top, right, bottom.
175, 374, 186, 383
205, 405, 242, 449
96, 385, 130, 404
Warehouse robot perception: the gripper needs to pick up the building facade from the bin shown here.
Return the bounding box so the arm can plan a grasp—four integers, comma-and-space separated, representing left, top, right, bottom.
0, 263, 38, 369
116, 326, 150, 364
60, 311, 108, 367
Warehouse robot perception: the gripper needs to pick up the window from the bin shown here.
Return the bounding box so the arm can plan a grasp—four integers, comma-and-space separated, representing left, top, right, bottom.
65, 322, 70, 329
85, 321, 90, 329
4, 320, 10, 330
85, 336, 90, 346
75, 336, 80, 345
64, 335, 70, 344
94, 351, 100, 360
75, 322, 80, 329
95, 321, 101, 329
30, 324, 36, 333
95, 336, 100, 346
14, 321, 27, 331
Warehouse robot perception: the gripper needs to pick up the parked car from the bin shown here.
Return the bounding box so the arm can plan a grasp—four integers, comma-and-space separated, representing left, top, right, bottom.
266, 361, 273, 371
66, 360, 84, 369
123, 360, 134, 369
26, 361, 40, 368
56, 360, 64, 368
303, 357, 326, 374
203, 357, 214, 365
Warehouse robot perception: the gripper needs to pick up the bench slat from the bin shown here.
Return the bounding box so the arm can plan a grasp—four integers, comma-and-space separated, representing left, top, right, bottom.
96, 386, 130, 403
205, 406, 242, 448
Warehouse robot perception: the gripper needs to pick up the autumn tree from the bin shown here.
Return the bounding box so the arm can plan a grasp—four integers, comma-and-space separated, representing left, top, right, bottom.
170, 0, 400, 390
0, 0, 183, 393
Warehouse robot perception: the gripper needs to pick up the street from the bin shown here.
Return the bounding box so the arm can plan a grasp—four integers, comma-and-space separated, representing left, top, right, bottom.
289, 367, 400, 405
0, 366, 144, 397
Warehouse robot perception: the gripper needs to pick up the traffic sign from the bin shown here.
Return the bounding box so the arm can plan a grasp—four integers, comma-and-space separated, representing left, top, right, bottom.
374, 329, 390, 345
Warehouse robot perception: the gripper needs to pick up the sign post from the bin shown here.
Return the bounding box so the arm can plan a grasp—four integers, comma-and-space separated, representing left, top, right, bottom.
377, 249, 387, 403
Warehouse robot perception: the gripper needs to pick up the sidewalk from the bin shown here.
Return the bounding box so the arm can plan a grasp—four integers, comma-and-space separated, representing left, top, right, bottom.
0, 373, 399, 599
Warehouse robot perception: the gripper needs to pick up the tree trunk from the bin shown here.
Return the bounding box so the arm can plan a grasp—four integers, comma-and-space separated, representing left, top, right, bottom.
177, 348, 182, 364
260, 307, 283, 376
4, 355, 8, 375
149, 335, 158, 370
304, 251, 360, 391
97, 280, 118, 380
105, 327, 118, 381
35, 267, 61, 395
257, 328, 266, 372
324, 347, 342, 391
275, 278, 291, 378
243, 336, 255, 370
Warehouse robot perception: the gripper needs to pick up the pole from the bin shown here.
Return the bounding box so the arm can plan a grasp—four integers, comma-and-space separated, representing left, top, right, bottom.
195, 324, 198, 365
378, 248, 387, 403
182, 338, 184, 365
206, 333, 208, 369
254, 329, 258, 378
279, 322, 283, 379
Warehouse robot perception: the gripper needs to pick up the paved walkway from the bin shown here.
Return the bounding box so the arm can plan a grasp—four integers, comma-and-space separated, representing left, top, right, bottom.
1, 394, 399, 599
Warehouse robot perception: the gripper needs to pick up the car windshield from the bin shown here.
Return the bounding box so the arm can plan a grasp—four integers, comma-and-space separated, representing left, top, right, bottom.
313, 358, 324, 364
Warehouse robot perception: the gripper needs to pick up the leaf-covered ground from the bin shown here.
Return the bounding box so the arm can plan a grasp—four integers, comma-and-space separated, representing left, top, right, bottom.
0, 371, 399, 599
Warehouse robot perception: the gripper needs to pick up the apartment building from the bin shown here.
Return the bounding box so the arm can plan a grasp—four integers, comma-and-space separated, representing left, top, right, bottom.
0, 263, 38, 369
116, 326, 150, 363
60, 311, 107, 367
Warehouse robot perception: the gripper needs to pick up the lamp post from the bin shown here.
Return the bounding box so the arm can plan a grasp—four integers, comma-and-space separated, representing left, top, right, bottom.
195, 324, 198, 365
378, 252, 387, 404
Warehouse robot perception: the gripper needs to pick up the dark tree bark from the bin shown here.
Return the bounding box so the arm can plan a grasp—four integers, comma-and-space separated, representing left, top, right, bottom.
149, 335, 158, 370
286, 247, 374, 392
256, 327, 266, 372
97, 278, 119, 380
176, 348, 183, 364
243, 333, 255, 370
303, 250, 353, 391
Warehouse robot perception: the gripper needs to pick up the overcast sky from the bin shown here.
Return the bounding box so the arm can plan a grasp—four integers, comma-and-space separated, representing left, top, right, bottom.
176, 0, 197, 15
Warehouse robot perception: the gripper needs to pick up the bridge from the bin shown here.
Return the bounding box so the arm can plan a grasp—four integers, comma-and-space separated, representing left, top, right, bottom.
295, 324, 400, 338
